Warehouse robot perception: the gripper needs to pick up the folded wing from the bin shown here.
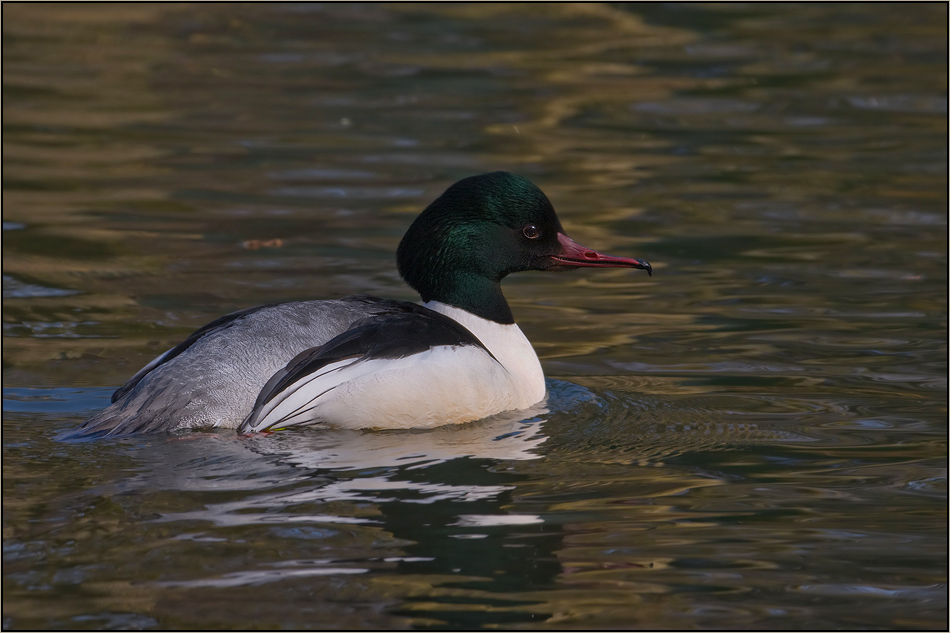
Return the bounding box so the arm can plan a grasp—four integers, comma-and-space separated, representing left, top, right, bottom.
240, 303, 502, 432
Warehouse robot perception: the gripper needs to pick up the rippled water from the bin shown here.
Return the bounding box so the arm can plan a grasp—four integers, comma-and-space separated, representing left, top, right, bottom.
3, 3, 946, 630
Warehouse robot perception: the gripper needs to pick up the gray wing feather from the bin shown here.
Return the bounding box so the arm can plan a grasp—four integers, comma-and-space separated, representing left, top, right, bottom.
57, 297, 388, 439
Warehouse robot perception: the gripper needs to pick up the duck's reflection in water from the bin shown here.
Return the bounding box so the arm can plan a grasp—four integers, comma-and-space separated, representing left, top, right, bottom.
136, 403, 549, 528
119, 383, 593, 599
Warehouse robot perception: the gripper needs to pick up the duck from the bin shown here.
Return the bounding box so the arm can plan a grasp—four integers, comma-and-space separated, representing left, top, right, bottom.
59, 172, 651, 439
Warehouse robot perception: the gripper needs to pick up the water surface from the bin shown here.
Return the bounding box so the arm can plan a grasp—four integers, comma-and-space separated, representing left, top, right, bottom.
3, 3, 946, 630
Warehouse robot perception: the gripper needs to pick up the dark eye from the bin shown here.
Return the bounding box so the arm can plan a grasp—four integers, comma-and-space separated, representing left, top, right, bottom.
523, 224, 541, 239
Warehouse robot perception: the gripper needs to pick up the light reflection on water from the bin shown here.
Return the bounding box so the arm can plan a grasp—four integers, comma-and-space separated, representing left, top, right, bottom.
2, 2, 946, 630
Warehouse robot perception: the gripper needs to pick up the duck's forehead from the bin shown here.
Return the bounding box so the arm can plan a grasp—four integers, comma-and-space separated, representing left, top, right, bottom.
433, 172, 563, 232
522, 199, 563, 232
492, 194, 560, 227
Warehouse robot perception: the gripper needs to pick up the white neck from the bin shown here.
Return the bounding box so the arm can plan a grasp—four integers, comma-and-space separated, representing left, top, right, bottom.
423, 301, 547, 408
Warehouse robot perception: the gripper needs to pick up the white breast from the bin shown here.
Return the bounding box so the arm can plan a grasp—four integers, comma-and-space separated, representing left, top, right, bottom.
423, 301, 547, 409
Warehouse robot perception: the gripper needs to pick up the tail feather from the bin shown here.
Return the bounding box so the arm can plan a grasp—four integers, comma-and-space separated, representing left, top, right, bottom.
55, 384, 183, 441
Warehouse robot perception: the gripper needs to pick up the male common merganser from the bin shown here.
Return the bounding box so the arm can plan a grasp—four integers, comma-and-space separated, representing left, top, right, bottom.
59, 172, 651, 439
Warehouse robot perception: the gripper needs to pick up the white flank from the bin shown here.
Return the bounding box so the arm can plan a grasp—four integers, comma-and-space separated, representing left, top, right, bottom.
243, 357, 363, 430
242, 301, 548, 432
245, 346, 524, 431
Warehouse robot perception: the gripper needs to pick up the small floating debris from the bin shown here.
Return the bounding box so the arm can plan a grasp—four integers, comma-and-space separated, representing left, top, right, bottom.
241, 238, 284, 250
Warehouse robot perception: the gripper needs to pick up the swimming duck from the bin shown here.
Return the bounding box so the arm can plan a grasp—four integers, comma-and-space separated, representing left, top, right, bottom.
60, 172, 651, 439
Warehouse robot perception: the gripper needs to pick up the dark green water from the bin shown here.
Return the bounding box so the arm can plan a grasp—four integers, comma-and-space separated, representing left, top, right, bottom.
3, 3, 946, 630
